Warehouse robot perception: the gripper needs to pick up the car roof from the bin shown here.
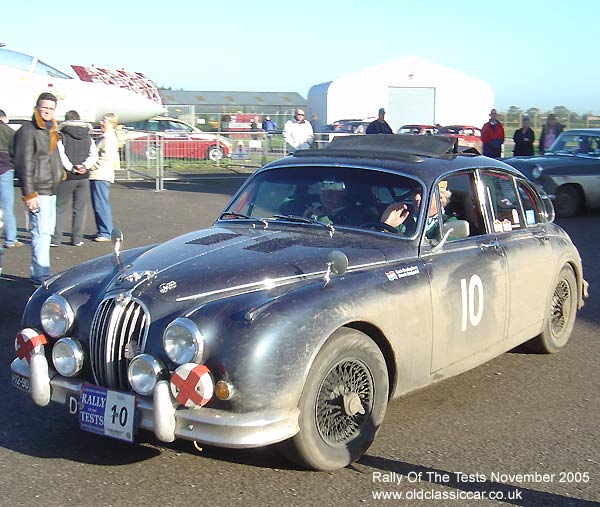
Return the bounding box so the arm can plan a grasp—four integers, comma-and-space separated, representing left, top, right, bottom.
440, 125, 480, 130
262, 134, 521, 187
400, 124, 435, 128
562, 128, 600, 135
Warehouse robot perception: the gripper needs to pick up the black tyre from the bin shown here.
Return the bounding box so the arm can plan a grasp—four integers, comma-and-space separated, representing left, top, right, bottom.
207, 145, 224, 161
281, 328, 388, 470
555, 185, 582, 218
526, 265, 578, 353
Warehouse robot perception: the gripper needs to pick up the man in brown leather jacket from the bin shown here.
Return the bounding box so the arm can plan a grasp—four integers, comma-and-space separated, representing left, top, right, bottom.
13, 92, 63, 287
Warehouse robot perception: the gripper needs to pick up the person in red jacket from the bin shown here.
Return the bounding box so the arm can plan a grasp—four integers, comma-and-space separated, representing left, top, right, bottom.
481, 109, 505, 158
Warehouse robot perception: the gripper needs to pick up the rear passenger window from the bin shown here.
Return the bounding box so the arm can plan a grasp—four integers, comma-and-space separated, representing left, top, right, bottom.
481, 171, 522, 232
517, 181, 543, 225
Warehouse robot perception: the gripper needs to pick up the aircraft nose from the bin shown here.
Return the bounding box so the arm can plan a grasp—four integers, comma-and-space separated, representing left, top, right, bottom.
97, 87, 166, 123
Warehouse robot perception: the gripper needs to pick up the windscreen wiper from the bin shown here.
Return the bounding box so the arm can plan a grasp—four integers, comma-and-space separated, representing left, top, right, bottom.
219, 212, 268, 228
270, 214, 335, 237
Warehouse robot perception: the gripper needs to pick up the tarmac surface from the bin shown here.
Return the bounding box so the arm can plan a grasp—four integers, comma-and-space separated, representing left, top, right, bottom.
0, 178, 599, 507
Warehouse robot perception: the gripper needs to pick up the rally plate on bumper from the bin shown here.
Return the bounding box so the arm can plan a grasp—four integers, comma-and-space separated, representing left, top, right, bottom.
77, 384, 137, 443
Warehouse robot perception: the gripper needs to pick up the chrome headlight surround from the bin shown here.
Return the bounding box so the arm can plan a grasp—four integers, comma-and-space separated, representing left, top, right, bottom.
41, 294, 74, 338
52, 337, 84, 377
531, 164, 544, 179
128, 354, 165, 396
163, 317, 204, 365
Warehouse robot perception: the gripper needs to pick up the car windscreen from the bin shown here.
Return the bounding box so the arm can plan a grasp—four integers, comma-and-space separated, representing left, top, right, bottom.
221, 166, 424, 234
548, 133, 600, 157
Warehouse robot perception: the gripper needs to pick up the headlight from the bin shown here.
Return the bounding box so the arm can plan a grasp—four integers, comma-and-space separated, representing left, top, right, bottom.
163, 318, 204, 365
52, 338, 84, 377
41, 295, 74, 338
128, 354, 164, 395
531, 164, 543, 179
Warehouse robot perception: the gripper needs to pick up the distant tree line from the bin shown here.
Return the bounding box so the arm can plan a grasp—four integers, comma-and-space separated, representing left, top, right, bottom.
500, 106, 600, 129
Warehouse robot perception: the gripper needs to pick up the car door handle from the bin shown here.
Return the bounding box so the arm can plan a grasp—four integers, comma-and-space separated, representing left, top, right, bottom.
480, 241, 499, 250
480, 241, 504, 255
534, 233, 549, 242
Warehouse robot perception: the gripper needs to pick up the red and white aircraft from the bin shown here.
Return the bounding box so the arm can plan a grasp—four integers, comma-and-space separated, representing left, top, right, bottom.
0, 46, 165, 123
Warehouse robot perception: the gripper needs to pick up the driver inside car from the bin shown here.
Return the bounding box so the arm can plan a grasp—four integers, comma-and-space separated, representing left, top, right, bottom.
304, 181, 349, 225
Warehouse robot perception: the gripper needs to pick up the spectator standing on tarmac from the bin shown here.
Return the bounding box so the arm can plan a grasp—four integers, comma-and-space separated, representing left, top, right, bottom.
538, 114, 564, 155
13, 92, 64, 287
0, 109, 22, 249
283, 108, 314, 154
366, 108, 393, 134
89, 112, 119, 242
481, 108, 505, 158
262, 115, 277, 151
250, 117, 258, 140
51, 110, 98, 247
512, 116, 535, 156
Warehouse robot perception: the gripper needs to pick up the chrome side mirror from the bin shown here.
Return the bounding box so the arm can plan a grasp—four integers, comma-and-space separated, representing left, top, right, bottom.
323, 250, 349, 286
432, 220, 470, 252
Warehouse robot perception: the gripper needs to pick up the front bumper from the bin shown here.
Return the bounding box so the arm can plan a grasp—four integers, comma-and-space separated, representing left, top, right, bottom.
11, 354, 299, 449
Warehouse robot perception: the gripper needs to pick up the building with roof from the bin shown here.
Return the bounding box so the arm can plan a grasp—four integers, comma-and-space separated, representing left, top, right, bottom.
307, 56, 494, 131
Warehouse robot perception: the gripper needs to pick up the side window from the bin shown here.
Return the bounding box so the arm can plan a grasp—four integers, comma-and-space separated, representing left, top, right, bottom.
436, 172, 486, 240
146, 120, 160, 132
517, 180, 543, 225
481, 171, 522, 232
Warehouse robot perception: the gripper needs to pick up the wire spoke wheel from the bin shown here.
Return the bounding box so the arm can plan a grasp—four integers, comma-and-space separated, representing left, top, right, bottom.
526, 265, 577, 353
550, 279, 571, 339
280, 328, 388, 470
315, 359, 373, 445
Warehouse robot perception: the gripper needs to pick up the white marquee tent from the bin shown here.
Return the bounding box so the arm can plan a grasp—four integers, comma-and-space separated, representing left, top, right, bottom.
307, 56, 494, 131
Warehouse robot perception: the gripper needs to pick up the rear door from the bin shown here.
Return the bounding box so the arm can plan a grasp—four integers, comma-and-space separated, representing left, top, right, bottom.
480, 171, 554, 341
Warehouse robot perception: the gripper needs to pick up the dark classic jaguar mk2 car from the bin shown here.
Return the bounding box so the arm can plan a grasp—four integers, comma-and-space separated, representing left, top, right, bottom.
11, 135, 588, 470
505, 128, 600, 217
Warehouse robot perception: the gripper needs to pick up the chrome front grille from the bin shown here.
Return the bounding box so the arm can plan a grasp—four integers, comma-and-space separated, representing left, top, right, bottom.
89, 296, 149, 390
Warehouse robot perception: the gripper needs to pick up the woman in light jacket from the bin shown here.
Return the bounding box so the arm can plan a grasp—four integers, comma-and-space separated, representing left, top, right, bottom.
89, 113, 119, 241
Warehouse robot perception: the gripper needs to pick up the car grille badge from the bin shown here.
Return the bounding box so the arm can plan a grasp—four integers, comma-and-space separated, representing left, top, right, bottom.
124, 339, 141, 359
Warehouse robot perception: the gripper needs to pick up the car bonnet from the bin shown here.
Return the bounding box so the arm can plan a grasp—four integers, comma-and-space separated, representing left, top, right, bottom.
107, 226, 396, 303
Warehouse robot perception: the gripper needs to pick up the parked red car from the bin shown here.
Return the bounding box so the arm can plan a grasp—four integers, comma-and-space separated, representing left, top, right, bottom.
124, 116, 232, 161
396, 124, 437, 135
437, 125, 482, 153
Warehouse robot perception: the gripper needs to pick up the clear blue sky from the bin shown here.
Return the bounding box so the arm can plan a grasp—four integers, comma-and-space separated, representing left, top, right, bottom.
4, 0, 598, 113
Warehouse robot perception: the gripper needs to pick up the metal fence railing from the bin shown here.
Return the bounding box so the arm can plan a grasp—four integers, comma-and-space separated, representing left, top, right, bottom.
116, 131, 290, 189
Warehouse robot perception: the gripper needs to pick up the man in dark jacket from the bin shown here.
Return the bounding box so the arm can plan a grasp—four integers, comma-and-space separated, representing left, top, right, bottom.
13, 92, 64, 287
0, 109, 21, 249
52, 110, 98, 247
366, 108, 393, 135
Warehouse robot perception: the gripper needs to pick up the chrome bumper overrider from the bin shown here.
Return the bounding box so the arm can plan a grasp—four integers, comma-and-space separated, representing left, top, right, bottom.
11, 355, 300, 448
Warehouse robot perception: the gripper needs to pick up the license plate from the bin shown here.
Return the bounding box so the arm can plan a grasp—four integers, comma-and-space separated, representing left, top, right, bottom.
11, 372, 30, 391
79, 384, 136, 443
